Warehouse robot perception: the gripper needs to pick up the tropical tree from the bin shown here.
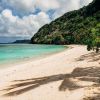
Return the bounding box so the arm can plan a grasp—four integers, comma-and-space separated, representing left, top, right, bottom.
87, 24, 100, 53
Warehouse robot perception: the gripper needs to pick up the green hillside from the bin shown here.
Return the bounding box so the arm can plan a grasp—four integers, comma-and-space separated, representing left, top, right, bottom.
31, 0, 100, 45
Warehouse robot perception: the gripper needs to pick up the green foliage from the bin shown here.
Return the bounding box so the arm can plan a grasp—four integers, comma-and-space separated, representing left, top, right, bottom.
31, 0, 100, 46
87, 24, 100, 52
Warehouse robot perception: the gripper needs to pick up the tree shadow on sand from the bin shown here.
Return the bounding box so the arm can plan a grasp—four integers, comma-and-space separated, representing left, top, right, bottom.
83, 92, 100, 100
1, 66, 100, 97
76, 52, 100, 62
83, 84, 100, 100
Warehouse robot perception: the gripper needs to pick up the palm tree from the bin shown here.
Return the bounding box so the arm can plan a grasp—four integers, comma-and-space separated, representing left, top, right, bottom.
87, 24, 100, 53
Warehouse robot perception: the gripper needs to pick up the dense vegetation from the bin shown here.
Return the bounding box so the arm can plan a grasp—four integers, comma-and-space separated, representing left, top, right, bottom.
87, 23, 100, 52
31, 0, 100, 50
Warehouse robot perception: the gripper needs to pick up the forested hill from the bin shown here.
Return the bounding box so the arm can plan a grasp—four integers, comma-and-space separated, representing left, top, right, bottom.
31, 0, 100, 45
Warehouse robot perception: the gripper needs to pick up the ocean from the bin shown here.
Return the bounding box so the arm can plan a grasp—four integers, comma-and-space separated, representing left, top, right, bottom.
0, 44, 66, 64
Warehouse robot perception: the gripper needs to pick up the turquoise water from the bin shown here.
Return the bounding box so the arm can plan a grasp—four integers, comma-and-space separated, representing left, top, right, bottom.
0, 44, 66, 64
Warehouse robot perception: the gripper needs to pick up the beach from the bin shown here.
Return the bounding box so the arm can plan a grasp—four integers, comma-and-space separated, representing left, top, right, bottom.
0, 45, 99, 100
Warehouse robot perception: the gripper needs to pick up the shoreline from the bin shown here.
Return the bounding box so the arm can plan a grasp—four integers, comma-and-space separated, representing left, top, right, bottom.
0, 45, 99, 100
0, 45, 68, 70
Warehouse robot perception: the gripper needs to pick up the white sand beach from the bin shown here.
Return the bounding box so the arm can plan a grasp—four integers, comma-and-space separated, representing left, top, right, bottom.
0, 45, 99, 100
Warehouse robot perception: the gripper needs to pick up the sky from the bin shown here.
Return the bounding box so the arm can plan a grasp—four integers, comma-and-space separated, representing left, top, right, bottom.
0, 0, 93, 39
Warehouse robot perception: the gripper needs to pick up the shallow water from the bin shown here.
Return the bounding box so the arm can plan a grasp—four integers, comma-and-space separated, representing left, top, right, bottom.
0, 44, 66, 64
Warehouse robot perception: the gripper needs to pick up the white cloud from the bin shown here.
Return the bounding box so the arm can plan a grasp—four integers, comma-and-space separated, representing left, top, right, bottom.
1, 9, 17, 22
0, 9, 50, 37
1, 0, 93, 16
80, 0, 93, 7
53, 0, 93, 19
1, 0, 60, 16
52, 0, 80, 19
0, 0, 93, 37
1, 0, 35, 15
34, 0, 60, 11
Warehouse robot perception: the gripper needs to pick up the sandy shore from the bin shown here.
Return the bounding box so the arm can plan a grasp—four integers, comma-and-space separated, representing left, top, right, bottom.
0, 45, 99, 100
